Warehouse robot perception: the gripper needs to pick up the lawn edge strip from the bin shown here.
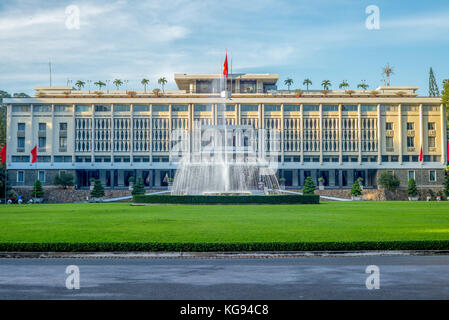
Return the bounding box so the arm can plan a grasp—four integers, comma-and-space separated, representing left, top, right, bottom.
0, 241, 448, 252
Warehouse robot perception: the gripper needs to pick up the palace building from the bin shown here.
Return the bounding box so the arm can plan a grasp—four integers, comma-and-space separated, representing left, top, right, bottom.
4, 73, 448, 189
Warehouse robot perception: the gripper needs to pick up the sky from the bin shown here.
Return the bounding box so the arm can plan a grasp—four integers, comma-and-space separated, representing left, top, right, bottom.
1, 0, 449, 96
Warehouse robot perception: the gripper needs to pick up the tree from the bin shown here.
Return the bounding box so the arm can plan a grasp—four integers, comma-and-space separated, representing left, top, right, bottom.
91, 179, 105, 198
407, 178, 418, 198
53, 172, 75, 189
158, 77, 167, 92
302, 176, 316, 195
113, 79, 123, 90
350, 179, 362, 197
284, 78, 293, 91
141, 78, 149, 93
339, 80, 349, 90
32, 180, 44, 198
444, 166, 449, 198
429, 67, 440, 97
442, 79, 449, 132
13, 92, 30, 98
94, 81, 106, 90
321, 80, 331, 91
75, 80, 85, 91
357, 81, 369, 91
377, 171, 400, 191
132, 177, 145, 196
303, 78, 312, 91
382, 63, 394, 86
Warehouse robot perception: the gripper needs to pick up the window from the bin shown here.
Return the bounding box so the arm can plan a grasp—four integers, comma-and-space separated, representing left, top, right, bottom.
17, 137, 25, 148
386, 137, 394, 149
153, 105, 169, 112
386, 122, 393, 130
17, 171, 24, 183
54, 105, 72, 112
323, 105, 338, 112
54, 156, 72, 162
172, 105, 188, 112
38, 137, 46, 148
59, 123, 67, 131
428, 136, 436, 148
264, 105, 281, 112
38, 171, 45, 182
37, 156, 50, 162
284, 105, 300, 112
114, 105, 130, 112
95, 104, 111, 112
12, 156, 29, 162
428, 122, 435, 130
18, 123, 25, 131
361, 105, 377, 111
12, 105, 30, 112
133, 105, 150, 112
429, 170, 436, 182
39, 123, 46, 131
342, 105, 358, 112
407, 122, 414, 130
75, 105, 91, 112
303, 105, 319, 112
225, 105, 235, 112
407, 136, 415, 148
408, 171, 415, 180
59, 136, 67, 149
34, 105, 51, 112
240, 105, 258, 112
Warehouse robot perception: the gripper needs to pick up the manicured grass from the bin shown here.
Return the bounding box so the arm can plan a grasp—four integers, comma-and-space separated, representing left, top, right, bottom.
0, 202, 448, 244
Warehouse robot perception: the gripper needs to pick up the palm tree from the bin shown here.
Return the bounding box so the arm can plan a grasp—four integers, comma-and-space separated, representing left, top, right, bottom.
141, 78, 149, 93
284, 78, 294, 91
75, 80, 85, 91
357, 80, 369, 91
113, 79, 123, 90
94, 81, 106, 90
158, 77, 167, 92
382, 63, 394, 87
303, 78, 312, 91
321, 80, 331, 91
339, 80, 349, 90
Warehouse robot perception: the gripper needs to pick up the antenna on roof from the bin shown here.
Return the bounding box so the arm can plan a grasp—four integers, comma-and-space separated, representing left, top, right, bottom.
49, 60, 52, 87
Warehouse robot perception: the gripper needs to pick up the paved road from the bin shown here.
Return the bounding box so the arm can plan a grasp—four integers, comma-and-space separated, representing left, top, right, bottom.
0, 255, 449, 299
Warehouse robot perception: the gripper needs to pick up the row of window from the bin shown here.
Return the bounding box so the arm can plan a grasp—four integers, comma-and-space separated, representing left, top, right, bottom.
385, 122, 436, 130
385, 136, 435, 149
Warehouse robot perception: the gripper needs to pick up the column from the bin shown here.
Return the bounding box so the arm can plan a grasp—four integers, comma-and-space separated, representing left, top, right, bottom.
50, 104, 54, 165
299, 170, 304, 186
398, 104, 402, 164
118, 170, 124, 187
130, 104, 134, 165
419, 104, 423, 168
300, 104, 304, 164
281, 104, 284, 164
91, 103, 95, 165
338, 169, 343, 187
30, 104, 34, 168
377, 104, 381, 164
149, 104, 153, 164
348, 170, 354, 186
293, 169, 298, 187
72, 103, 76, 166
358, 104, 362, 163
338, 104, 342, 164
319, 104, 323, 164
329, 169, 336, 187
441, 104, 447, 164
154, 170, 161, 187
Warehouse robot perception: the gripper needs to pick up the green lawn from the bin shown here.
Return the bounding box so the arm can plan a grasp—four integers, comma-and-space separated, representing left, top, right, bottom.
0, 202, 448, 243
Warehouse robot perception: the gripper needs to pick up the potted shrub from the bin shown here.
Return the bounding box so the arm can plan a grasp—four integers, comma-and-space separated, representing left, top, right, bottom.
153, 88, 161, 97
435, 190, 444, 201
93, 91, 103, 97
320, 89, 329, 97
345, 90, 355, 97
127, 91, 137, 98
370, 90, 379, 97
350, 180, 363, 200
356, 177, 364, 190
318, 177, 325, 190
295, 89, 303, 97
7, 191, 17, 204
279, 177, 286, 189
128, 176, 135, 191
132, 177, 145, 196
91, 179, 105, 202
167, 177, 174, 189
302, 176, 316, 195
31, 179, 44, 203
407, 178, 419, 201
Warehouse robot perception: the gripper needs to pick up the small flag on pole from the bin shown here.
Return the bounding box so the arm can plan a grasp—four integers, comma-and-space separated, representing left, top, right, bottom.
419, 144, 423, 162
0, 144, 6, 164
31, 145, 37, 163
223, 53, 229, 78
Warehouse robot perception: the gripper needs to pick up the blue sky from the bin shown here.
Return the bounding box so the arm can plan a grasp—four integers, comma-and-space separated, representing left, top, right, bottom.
1, 0, 449, 95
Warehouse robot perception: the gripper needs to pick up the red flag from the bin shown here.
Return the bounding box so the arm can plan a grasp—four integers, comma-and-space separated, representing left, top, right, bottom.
0, 144, 6, 164
419, 144, 423, 162
31, 145, 37, 163
223, 53, 228, 78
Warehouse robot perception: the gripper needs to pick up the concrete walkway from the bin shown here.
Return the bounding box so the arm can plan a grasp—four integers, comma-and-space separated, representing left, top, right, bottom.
103, 190, 170, 203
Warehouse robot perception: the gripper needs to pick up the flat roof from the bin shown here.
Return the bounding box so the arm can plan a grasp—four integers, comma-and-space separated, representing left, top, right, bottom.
174, 73, 279, 90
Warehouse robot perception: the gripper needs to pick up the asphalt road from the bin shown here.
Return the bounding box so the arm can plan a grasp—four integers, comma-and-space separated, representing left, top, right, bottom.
0, 255, 449, 299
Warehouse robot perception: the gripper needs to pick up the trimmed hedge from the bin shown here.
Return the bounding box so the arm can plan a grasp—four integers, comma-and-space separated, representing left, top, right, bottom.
0, 241, 448, 252
133, 194, 320, 205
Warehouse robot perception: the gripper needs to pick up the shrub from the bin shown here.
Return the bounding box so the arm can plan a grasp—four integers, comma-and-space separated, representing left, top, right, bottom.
302, 176, 316, 195
133, 194, 320, 205
32, 180, 44, 198
407, 178, 418, 197
132, 177, 145, 196
91, 179, 105, 198
444, 167, 449, 198
128, 176, 135, 183
378, 171, 400, 191
53, 172, 74, 189
350, 180, 362, 197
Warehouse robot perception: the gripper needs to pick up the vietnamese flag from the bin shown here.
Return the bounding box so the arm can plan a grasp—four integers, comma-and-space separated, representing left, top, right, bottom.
0, 144, 6, 164
31, 145, 37, 163
419, 144, 423, 162
223, 53, 229, 78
